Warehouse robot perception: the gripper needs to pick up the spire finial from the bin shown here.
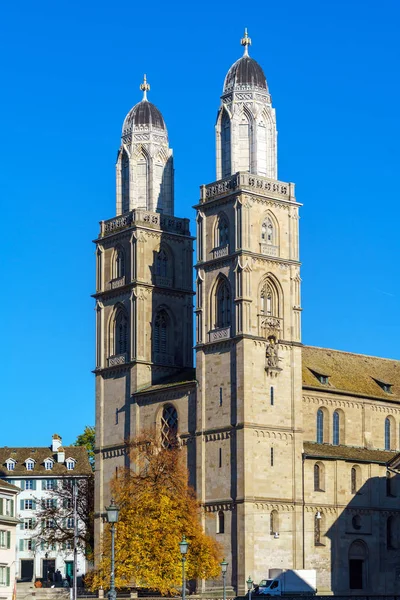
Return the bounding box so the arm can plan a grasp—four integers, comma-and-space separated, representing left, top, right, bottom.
240, 28, 251, 56
140, 74, 150, 101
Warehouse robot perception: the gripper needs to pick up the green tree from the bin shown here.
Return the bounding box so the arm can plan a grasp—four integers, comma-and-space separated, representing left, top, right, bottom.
75, 425, 95, 470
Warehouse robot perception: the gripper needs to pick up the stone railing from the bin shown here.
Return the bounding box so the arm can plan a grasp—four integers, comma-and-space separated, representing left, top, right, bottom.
260, 243, 279, 257
154, 275, 173, 288
209, 326, 231, 342
100, 210, 190, 237
153, 352, 174, 366
213, 245, 229, 259
109, 276, 126, 290
200, 172, 295, 203
108, 353, 127, 367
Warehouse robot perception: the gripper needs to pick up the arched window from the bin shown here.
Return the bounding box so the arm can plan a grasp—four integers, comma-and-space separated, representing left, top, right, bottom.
121, 151, 130, 213
385, 417, 391, 450
316, 409, 324, 444
314, 462, 325, 492
238, 114, 250, 172
270, 510, 279, 535
386, 470, 395, 497
333, 411, 340, 445
260, 280, 279, 317
261, 218, 274, 245
221, 112, 231, 178
156, 249, 168, 277
115, 309, 128, 355
217, 510, 225, 534
154, 310, 169, 354
351, 466, 361, 494
160, 405, 178, 449
115, 248, 125, 279
352, 515, 361, 530
387, 516, 397, 549
217, 216, 229, 247
215, 279, 231, 328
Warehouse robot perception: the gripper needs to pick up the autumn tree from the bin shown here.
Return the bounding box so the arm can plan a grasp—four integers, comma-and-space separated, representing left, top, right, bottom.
90, 434, 221, 594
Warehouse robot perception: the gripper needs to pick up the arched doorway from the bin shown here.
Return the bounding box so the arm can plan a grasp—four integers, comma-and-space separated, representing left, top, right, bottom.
349, 540, 368, 590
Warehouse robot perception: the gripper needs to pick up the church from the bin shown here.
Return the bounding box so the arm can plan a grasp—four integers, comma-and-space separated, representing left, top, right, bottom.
93, 31, 400, 596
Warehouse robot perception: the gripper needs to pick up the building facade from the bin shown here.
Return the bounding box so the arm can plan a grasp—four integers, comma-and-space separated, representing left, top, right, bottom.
0, 435, 92, 583
0, 480, 19, 600
94, 32, 400, 595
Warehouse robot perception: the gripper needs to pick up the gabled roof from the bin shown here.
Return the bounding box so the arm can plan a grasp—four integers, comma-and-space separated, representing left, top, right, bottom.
0, 446, 91, 477
302, 346, 400, 401
304, 441, 397, 464
0, 479, 21, 493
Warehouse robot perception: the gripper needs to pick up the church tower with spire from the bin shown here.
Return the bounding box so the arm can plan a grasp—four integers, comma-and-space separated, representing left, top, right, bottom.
194, 31, 303, 594
93, 78, 194, 549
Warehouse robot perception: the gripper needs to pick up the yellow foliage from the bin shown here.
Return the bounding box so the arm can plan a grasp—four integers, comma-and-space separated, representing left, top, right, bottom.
90, 434, 222, 594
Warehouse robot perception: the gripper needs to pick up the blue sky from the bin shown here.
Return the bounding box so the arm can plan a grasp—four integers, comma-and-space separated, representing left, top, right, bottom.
0, 0, 399, 447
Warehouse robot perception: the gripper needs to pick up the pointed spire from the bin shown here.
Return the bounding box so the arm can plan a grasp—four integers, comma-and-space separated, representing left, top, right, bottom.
140, 74, 150, 101
240, 28, 251, 56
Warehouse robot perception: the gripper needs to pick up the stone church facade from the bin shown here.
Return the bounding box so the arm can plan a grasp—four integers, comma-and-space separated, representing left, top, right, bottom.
93, 32, 400, 596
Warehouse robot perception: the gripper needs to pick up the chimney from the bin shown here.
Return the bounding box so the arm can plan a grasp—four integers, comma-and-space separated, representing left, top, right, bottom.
57, 447, 65, 463
52, 434, 62, 452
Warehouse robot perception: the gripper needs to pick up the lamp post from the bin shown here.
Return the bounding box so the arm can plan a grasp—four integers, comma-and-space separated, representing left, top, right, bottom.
247, 576, 253, 600
105, 499, 120, 600
221, 559, 228, 600
179, 535, 189, 600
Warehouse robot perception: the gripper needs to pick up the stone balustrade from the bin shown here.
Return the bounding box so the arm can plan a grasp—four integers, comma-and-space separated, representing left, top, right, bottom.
100, 210, 190, 238
108, 353, 127, 367
200, 172, 295, 203
209, 327, 231, 342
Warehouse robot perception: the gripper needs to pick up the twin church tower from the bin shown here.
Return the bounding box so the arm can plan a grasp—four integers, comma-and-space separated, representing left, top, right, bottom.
94, 31, 303, 594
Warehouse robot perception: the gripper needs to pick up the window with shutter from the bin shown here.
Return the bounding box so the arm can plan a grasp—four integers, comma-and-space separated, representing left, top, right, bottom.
7, 531, 10, 549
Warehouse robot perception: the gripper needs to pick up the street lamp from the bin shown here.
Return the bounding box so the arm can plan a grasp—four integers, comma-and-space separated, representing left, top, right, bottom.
179, 535, 189, 600
105, 499, 120, 600
247, 576, 253, 600
221, 559, 228, 600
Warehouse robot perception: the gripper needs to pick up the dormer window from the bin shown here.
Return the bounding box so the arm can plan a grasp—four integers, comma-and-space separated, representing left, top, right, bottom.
66, 458, 76, 471
44, 459, 54, 470
310, 369, 330, 385
374, 378, 393, 394
6, 459, 16, 471
25, 459, 35, 471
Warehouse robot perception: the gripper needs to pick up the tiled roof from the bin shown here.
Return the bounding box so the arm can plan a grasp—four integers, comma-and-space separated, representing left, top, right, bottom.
302, 345, 400, 401
303, 441, 398, 464
0, 479, 21, 493
0, 446, 92, 477
134, 368, 196, 396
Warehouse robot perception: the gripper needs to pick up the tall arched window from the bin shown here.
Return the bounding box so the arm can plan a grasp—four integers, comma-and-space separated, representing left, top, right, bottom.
221, 112, 231, 178
160, 405, 178, 449
115, 248, 125, 279
115, 309, 128, 356
154, 310, 169, 354
260, 280, 279, 317
156, 249, 168, 277
217, 510, 225, 534
333, 411, 340, 446
217, 216, 229, 247
270, 510, 279, 535
314, 463, 325, 492
121, 151, 130, 213
351, 466, 361, 494
261, 218, 274, 245
317, 409, 324, 444
238, 114, 250, 172
385, 417, 391, 450
215, 279, 231, 328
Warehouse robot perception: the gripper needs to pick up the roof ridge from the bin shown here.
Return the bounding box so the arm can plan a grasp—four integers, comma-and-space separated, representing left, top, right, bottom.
303, 344, 400, 363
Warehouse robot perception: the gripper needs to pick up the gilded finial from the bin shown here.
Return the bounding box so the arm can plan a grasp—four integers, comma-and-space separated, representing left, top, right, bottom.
240, 28, 251, 56
140, 74, 150, 101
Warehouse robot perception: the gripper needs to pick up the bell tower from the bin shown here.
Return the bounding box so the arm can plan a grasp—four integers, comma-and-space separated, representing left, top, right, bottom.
94, 77, 194, 552
195, 32, 303, 594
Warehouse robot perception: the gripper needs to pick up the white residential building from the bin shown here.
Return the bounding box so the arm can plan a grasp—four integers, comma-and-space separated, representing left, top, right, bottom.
0, 480, 20, 600
0, 435, 92, 583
